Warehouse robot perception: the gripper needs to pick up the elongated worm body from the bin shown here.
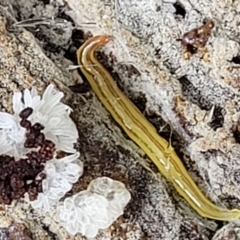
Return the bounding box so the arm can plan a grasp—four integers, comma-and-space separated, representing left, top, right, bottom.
76, 35, 240, 221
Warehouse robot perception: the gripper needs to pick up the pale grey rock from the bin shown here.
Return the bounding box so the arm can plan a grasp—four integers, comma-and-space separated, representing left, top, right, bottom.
0, 0, 239, 239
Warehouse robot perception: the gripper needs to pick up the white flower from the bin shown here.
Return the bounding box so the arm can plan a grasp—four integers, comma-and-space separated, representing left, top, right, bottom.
31, 152, 83, 211
55, 177, 131, 238
0, 84, 78, 160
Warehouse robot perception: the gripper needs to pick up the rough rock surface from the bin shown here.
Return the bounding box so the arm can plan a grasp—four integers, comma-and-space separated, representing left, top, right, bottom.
0, 0, 239, 239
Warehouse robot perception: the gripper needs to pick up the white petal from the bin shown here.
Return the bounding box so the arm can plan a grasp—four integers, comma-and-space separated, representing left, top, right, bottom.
63, 197, 74, 211
66, 217, 79, 236
31, 96, 42, 110
40, 95, 64, 116
84, 224, 99, 238
31, 193, 50, 212
23, 88, 33, 106
42, 84, 54, 100
30, 87, 38, 97
44, 162, 57, 176
0, 134, 13, 155
0, 112, 16, 128
76, 208, 90, 225
12, 92, 23, 113
42, 179, 49, 192
58, 152, 80, 164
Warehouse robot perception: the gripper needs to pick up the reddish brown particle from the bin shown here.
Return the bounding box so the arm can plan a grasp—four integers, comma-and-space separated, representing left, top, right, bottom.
19, 107, 33, 119
181, 20, 214, 52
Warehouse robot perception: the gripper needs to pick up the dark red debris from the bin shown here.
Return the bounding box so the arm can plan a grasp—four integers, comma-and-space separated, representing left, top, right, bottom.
0, 107, 56, 204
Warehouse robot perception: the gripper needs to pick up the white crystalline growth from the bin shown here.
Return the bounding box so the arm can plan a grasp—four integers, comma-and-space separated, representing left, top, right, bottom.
31, 152, 83, 212
0, 84, 78, 160
56, 177, 131, 238
0, 84, 83, 211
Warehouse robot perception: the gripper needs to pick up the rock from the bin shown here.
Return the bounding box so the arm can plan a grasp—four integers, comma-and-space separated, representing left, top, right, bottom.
0, 0, 239, 239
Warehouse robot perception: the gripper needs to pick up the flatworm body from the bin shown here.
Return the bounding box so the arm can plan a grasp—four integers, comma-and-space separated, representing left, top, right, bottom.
77, 35, 240, 221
